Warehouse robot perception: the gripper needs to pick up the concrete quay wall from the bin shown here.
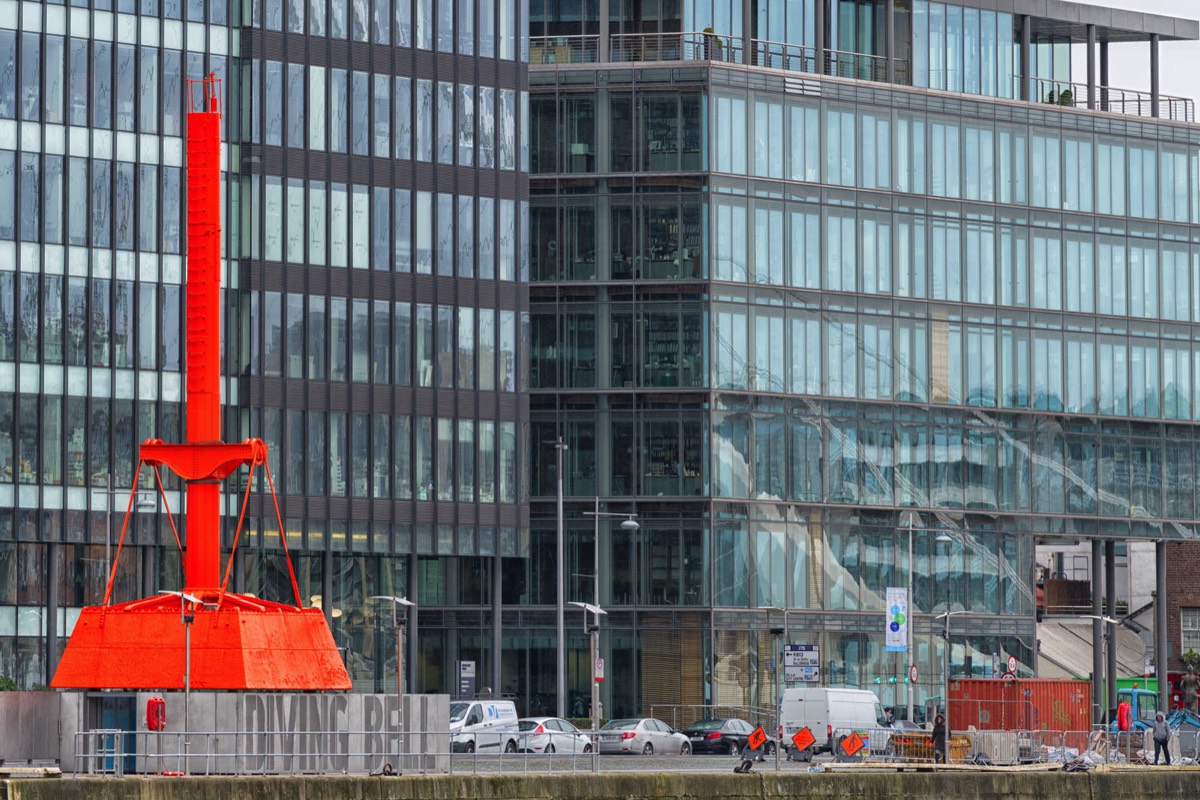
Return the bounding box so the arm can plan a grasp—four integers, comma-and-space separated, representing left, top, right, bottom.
5, 771, 1200, 800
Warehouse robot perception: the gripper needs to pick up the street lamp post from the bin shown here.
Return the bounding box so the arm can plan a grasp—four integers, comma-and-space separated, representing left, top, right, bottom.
583, 499, 638, 762
569, 601, 606, 771
159, 590, 200, 772
554, 438, 568, 719
934, 607, 970, 731
1083, 614, 1119, 725
902, 513, 955, 724
96, 479, 155, 596
758, 606, 789, 771
372, 596, 416, 710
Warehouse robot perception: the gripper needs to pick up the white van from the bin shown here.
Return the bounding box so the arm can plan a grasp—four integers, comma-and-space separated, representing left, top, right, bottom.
780, 688, 889, 757
449, 700, 520, 753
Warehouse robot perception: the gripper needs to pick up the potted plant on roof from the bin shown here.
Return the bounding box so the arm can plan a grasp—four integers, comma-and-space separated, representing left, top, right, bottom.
702, 27, 724, 61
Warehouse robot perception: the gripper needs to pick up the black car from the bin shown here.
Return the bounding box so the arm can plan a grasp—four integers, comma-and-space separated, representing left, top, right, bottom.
680, 718, 776, 756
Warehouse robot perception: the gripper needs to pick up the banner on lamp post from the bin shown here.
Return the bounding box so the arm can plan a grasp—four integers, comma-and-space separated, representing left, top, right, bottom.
886, 587, 908, 652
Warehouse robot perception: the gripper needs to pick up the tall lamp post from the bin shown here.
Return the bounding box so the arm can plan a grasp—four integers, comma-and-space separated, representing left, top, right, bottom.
582, 501, 638, 741
902, 513, 955, 724
95, 480, 156, 593
758, 606, 789, 771
569, 601, 606, 771
553, 437, 568, 719
159, 590, 200, 771
372, 596, 416, 708
1083, 614, 1119, 724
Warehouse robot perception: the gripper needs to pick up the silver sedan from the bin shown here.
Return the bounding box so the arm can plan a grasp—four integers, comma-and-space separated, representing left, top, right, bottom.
598, 718, 692, 755
516, 717, 593, 754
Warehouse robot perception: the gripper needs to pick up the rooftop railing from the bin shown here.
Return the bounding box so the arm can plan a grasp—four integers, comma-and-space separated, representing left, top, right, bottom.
1020, 75, 1194, 123
530, 32, 1192, 124
530, 35, 600, 65
609, 31, 744, 64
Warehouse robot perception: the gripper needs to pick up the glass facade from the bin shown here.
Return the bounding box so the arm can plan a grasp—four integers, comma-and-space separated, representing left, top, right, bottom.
529, 2, 1200, 720
0, 0, 531, 693
4, 0, 1198, 723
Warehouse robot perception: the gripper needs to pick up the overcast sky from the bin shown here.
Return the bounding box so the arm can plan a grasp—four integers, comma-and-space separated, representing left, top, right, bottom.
1075, 0, 1200, 106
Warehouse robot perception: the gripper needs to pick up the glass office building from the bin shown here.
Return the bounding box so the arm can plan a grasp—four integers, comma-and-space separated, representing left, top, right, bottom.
0, 0, 532, 694
527, 1, 1200, 720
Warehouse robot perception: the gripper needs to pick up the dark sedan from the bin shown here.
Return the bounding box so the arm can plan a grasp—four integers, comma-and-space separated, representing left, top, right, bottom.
680, 718, 776, 756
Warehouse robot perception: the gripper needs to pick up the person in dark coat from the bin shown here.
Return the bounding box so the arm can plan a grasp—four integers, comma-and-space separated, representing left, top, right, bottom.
1152, 712, 1172, 765
931, 713, 947, 764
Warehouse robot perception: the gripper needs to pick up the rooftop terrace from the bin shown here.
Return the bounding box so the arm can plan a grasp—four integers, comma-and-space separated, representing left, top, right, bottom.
531, 0, 1198, 123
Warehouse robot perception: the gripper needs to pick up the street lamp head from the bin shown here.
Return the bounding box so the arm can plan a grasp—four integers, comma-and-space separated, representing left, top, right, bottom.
569, 600, 607, 616
371, 595, 416, 608
935, 532, 954, 543
619, 518, 640, 530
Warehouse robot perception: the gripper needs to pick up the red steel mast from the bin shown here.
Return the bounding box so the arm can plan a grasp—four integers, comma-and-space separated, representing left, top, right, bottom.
52, 75, 351, 692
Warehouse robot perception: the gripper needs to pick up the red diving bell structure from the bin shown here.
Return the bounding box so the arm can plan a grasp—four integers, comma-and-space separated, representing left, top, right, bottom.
52, 76, 351, 692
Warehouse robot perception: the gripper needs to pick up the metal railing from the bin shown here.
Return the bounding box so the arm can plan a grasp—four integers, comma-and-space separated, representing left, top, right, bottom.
647, 704, 775, 732
1019, 75, 1195, 123
75, 724, 1192, 775
609, 31, 744, 64
530, 35, 600, 65
75, 729, 421, 777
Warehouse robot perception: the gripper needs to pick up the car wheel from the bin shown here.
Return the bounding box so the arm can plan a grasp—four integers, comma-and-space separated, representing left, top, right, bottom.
504, 740, 517, 753
727, 741, 741, 756
765, 742, 776, 756
545, 744, 556, 754
642, 742, 654, 755
464, 741, 475, 754
583, 743, 592, 753
680, 742, 691, 755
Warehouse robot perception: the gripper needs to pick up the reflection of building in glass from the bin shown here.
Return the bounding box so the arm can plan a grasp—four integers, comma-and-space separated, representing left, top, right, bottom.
526, 0, 1199, 721
0, 3, 530, 694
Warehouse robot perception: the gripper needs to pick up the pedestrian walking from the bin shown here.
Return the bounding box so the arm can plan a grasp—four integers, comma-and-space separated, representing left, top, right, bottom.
1152, 711, 1172, 766
932, 713, 947, 764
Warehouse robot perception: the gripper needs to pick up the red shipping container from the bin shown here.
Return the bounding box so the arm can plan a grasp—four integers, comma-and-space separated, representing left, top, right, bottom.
948, 678, 1092, 733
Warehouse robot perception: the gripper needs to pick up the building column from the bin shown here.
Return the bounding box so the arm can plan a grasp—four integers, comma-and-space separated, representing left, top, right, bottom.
742, 0, 753, 65
886, 0, 896, 83
1105, 540, 1117, 719
408, 553, 419, 693
322, 548, 334, 627
1019, 15, 1031, 101
1100, 41, 1109, 111
46, 543, 59, 685
815, 0, 825, 75
141, 544, 156, 598
1091, 539, 1103, 725
1150, 34, 1161, 118
1157, 542, 1169, 714
1086, 24, 1096, 109
492, 553, 503, 697
597, 0, 609, 63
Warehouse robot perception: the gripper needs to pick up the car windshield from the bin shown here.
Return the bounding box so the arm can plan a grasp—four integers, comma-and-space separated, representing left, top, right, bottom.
601, 719, 639, 731
684, 720, 723, 731
449, 702, 471, 723
517, 720, 540, 731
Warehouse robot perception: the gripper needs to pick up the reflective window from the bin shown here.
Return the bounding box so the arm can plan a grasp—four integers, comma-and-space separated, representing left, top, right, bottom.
394, 76, 411, 159
309, 66, 326, 149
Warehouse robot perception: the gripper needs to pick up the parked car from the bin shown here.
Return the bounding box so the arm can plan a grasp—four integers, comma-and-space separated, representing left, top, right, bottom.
516, 717, 593, 754
598, 718, 692, 755
680, 717, 776, 756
